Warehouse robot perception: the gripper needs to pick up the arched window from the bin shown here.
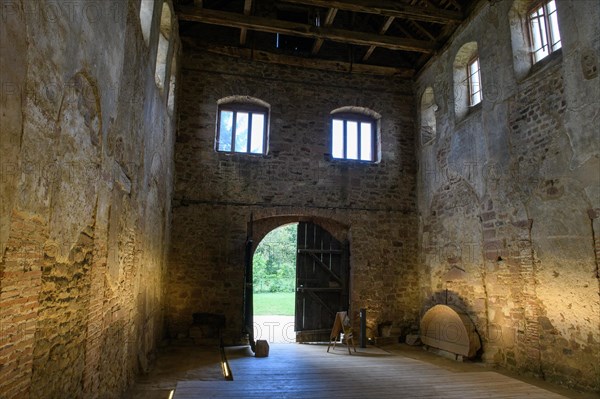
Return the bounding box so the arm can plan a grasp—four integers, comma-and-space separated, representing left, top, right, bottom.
139, 0, 155, 46
167, 53, 177, 115
155, 2, 172, 91
453, 42, 481, 121
420, 87, 437, 146
330, 107, 380, 163
216, 96, 270, 155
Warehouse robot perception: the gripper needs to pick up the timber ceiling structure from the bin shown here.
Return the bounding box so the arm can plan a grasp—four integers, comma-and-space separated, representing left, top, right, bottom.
175, 0, 480, 77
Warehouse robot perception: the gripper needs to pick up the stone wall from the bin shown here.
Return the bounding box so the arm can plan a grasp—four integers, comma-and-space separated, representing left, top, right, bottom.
416, 0, 599, 392
168, 48, 419, 343
0, 0, 180, 397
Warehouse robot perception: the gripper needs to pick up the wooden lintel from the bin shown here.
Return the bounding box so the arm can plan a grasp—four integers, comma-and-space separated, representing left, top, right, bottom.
281, 0, 463, 24
311, 8, 338, 55
190, 44, 415, 77
363, 16, 395, 61
178, 7, 435, 53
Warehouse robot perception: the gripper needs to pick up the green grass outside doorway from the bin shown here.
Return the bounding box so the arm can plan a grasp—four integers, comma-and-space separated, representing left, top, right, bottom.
253, 292, 295, 316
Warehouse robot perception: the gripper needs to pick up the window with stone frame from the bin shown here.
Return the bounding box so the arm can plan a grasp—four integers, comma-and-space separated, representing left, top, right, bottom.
528, 0, 561, 63
330, 112, 378, 162
467, 56, 482, 106
216, 102, 268, 155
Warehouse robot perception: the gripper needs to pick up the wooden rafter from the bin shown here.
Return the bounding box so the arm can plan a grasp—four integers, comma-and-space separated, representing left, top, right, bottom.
362, 16, 395, 61
311, 8, 338, 55
446, 0, 463, 11
240, 0, 253, 45
281, 0, 463, 24
409, 19, 436, 41
178, 7, 436, 53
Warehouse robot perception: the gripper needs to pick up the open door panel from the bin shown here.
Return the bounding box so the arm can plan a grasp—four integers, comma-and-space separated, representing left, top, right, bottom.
295, 222, 349, 342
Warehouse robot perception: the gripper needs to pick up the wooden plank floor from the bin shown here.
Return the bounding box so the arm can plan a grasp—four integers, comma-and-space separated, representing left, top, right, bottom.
174, 344, 570, 398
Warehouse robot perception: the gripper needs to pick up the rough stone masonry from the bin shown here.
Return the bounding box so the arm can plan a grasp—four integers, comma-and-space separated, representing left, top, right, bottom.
0, 0, 598, 397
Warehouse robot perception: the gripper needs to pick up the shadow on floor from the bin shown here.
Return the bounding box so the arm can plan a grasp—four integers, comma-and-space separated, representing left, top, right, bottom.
123, 342, 223, 399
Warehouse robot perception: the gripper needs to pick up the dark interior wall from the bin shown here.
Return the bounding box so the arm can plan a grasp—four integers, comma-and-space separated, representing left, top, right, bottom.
416, 0, 599, 392
0, 1, 180, 397
168, 48, 419, 343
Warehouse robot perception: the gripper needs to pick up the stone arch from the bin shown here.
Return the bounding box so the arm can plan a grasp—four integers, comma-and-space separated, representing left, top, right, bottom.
330, 105, 381, 120
218, 95, 271, 110
423, 179, 483, 316
420, 87, 437, 146
251, 215, 349, 254
509, 0, 537, 80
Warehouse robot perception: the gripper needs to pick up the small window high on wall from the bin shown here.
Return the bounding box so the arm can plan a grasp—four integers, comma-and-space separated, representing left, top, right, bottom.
509, 0, 563, 80
467, 57, 482, 106
529, 0, 561, 63
155, 2, 172, 91
216, 98, 270, 155
330, 108, 380, 162
453, 42, 480, 121
139, 0, 154, 46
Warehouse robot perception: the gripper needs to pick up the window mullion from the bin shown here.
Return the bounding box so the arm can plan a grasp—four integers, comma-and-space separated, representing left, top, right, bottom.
231, 111, 237, 152
537, 12, 546, 53
372, 123, 376, 162
247, 112, 253, 153
343, 120, 347, 159
544, 5, 551, 48
262, 113, 267, 154
357, 122, 362, 160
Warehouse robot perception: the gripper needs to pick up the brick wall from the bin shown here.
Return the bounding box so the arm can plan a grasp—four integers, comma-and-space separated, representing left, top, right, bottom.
0, 1, 179, 397
168, 48, 420, 343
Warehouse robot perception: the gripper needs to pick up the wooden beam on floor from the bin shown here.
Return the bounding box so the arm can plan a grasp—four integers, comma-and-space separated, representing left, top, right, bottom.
186, 44, 415, 77
178, 7, 436, 53
281, 0, 463, 24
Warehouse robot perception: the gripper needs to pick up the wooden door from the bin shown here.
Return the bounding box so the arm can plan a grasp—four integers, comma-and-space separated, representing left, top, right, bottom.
295, 222, 349, 341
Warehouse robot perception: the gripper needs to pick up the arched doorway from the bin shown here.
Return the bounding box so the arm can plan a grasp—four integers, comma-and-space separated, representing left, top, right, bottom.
245, 218, 350, 347
252, 223, 297, 343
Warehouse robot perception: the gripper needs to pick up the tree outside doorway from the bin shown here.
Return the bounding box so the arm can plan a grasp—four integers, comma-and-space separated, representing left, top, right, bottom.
253, 223, 297, 343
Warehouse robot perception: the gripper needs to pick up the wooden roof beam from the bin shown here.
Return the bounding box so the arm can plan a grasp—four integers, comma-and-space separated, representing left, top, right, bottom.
281, 0, 463, 24
178, 7, 436, 53
311, 8, 338, 55
310, 7, 338, 54
240, 0, 253, 45
186, 43, 415, 77
362, 16, 395, 62
408, 19, 436, 42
